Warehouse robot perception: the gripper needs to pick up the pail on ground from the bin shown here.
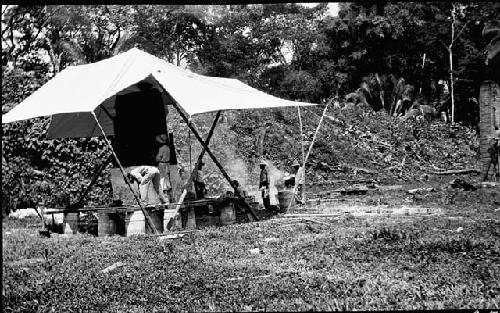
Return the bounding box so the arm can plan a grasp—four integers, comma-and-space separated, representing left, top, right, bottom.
145, 209, 164, 234
207, 204, 219, 226
278, 190, 295, 212
181, 207, 196, 229
220, 202, 236, 225
43, 213, 64, 228
163, 209, 182, 232
98, 212, 117, 236
63, 212, 80, 235
249, 201, 261, 211
125, 210, 145, 236
207, 214, 219, 227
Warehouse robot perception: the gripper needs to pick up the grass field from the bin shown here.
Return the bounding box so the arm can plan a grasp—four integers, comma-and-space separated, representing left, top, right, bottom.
2, 186, 500, 312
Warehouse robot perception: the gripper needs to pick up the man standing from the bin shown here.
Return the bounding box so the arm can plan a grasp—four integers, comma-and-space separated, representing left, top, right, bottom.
193, 161, 206, 199
483, 136, 499, 182
259, 160, 270, 210
155, 133, 172, 200
292, 160, 305, 204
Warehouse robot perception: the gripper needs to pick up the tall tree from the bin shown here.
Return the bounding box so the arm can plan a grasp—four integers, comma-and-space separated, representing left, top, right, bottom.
2, 5, 137, 74
126, 5, 211, 66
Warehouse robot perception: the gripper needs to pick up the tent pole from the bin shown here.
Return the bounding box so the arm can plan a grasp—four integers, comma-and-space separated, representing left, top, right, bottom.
297, 106, 306, 203
170, 102, 259, 221
189, 130, 192, 171
166, 111, 221, 230
91, 112, 159, 234
287, 103, 330, 211
75, 153, 113, 206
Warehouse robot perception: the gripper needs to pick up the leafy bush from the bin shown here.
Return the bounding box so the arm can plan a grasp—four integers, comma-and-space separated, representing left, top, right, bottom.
2, 68, 111, 214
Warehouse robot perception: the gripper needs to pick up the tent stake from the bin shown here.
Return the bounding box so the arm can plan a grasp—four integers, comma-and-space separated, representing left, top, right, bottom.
91, 112, 159, 234
170, 101, 259, 221
287, 103, 330, 211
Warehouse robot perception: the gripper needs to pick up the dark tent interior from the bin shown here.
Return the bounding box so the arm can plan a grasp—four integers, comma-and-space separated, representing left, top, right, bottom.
112, 85, 167, 167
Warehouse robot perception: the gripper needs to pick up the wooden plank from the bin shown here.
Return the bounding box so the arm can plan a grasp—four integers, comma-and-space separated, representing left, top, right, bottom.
42, 197, 236, 214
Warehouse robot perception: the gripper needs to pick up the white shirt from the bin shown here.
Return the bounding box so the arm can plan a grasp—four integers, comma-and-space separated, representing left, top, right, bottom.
295, 166, 305, 185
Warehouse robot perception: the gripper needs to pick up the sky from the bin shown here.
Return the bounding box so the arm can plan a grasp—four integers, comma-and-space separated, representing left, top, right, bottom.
298, 2, 339, 16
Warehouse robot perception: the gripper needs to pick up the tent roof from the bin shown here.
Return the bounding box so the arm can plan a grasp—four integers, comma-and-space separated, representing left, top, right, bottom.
2, 48, 317, 138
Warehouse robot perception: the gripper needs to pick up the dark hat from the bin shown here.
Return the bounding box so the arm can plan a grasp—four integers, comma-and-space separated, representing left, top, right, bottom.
156, 133, 168, 144
259, 160, 267, 166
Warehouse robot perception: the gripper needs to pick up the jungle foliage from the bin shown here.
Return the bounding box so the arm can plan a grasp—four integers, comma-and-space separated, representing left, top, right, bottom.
2, 3, 499, 214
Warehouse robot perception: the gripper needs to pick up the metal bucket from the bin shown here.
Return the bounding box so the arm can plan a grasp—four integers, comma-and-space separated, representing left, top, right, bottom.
220, 202, 236, 226
125, 211, 145, 236
145, 209, 164, 234
163, 209, 182, 232
63, 212, 80, 235
181, 207, 196, 230
249, 201, 261, 211
124, 209, 164, 235
278, 190, 295, 212
98, 213, 116, 236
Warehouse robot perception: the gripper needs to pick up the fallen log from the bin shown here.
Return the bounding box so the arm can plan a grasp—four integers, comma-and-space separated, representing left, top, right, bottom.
481, 181, 500, 188
301, 218, 334, 226
375, 184, 403, 191
264, 216, 339, 225
324, 114, 345, 126
428, 168, 480, 175
340, 186, 369, 195
283, 213, 343, 218
349, 166, 378, 174
7, 258, 46, 267
306, 179, 376, 186
407, 187, 436, 194
305, 198, 341, 205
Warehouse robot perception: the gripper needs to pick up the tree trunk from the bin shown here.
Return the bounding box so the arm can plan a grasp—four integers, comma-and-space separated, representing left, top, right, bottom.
297, 106, 306, 203
449, 47, 455, 124
449, 4, 457, 124
256, 126, 267, 159
479, 80, 500, 177
45, 37, 61, 74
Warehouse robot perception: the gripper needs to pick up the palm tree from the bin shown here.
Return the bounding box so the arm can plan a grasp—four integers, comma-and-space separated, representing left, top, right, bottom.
479, 20, 500, 177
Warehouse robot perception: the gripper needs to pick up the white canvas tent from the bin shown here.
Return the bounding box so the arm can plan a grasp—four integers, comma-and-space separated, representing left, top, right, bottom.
2, 48, 316, 139
2, 48, 322, 233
